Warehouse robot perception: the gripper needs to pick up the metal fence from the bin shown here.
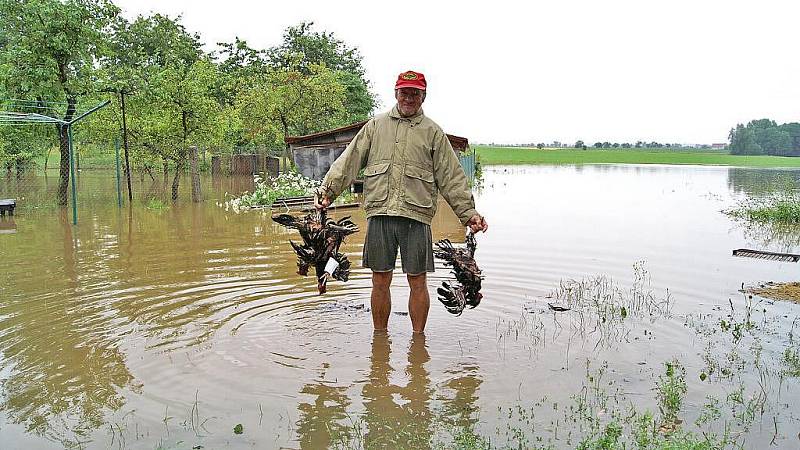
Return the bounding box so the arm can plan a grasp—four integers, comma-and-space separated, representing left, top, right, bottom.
459, 146, 477, 184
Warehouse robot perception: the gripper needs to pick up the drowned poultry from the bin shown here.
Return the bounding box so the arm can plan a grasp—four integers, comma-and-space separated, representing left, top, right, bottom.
272, 208, 358, 294
433, 232, 483, 315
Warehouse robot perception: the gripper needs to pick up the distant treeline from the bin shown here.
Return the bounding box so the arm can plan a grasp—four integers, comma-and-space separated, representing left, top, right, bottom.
728, 119, 800, 156
0, 0, 377, 203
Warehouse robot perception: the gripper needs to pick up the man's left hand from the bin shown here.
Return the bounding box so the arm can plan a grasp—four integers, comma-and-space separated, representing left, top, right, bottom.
467, 214, 488, 233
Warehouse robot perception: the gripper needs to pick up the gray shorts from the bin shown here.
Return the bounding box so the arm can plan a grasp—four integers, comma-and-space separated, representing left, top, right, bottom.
363, 215, 435, 274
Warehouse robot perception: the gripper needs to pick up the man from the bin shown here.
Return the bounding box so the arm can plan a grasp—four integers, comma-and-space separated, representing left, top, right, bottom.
315, 70, 488, 334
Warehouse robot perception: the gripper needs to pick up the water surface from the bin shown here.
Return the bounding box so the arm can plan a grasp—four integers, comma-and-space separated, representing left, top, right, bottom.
1, 165, 800, 449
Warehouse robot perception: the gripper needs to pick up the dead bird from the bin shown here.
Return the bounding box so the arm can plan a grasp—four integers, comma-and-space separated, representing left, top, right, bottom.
433, 232, 483, 315
272, 208, 358, 294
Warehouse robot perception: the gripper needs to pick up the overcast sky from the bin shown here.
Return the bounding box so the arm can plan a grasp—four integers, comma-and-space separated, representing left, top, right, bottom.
114, 0, 799, 145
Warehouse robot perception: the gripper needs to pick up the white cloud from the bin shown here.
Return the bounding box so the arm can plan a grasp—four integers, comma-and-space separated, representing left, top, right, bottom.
114, 0, 800, 145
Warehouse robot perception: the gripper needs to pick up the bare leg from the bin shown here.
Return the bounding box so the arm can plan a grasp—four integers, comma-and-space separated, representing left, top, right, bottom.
407, 273, 430, 334
371, 271, 393, 331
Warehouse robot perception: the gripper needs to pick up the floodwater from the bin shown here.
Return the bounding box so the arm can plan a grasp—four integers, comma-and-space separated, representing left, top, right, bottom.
1, 164, 800, 449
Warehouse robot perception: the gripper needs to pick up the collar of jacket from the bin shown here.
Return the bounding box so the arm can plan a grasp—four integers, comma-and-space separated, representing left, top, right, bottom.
389, 105, 425, 125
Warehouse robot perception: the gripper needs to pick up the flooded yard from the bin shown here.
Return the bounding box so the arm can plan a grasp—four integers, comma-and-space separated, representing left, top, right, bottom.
2, 164, 800, 449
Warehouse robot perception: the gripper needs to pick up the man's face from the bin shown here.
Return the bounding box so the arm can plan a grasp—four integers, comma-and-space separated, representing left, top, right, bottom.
395, 88, 425, 117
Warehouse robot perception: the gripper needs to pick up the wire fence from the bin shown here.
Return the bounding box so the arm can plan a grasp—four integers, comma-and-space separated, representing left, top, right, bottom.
0, 140, 293, 222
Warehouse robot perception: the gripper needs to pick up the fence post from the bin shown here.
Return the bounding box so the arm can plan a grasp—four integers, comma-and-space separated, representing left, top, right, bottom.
67, 125, 78, 225
115, 137, 122, 208
190, 145, 201, 202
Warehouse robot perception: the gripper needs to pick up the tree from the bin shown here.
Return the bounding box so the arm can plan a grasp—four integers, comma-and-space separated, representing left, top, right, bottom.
536, 143, 544, 149
235, 62, 347, 151
574, 140, 584, 149
729, 124, 761, 155
727, 119, 799, 155
96, 12, 211, 198
147, 59, 222, 200
594, 142, 603, 148
779, 123, 800, 152
760, 128, 792, 156
215, 37, 268, 106
268, 22, 375, 122
0, 0, 120, 205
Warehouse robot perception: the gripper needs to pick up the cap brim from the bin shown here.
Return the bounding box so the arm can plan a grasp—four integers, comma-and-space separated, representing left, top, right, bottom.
395, 83, 426, 90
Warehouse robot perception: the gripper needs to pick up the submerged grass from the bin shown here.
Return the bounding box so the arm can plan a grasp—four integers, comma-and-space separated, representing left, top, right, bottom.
144, 197, 168, 210
725, 186, 800, 224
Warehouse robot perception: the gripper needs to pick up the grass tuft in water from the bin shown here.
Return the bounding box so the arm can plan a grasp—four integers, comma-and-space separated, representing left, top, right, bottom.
145, 197, 168, 210
656, 360, 687, 433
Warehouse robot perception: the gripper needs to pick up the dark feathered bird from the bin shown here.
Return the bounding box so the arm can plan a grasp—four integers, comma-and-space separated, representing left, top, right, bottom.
433, 232, 483, 315
272, 208, 358, 294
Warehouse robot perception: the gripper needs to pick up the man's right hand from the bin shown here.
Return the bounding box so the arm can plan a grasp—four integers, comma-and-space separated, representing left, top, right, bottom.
314, 189, 331, 210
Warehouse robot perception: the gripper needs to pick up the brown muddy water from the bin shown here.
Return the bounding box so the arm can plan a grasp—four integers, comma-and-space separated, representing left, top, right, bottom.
2, 165, 800, 449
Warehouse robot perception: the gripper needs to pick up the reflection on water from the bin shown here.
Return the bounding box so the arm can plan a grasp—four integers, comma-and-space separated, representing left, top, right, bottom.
726, 168, 800, 251
1, 166, 800, 448
362, 332, 432, 449
727, 167, 800, 196
0, 210, 136, 447
296, 361, 352, 449
294, 331, 482, 450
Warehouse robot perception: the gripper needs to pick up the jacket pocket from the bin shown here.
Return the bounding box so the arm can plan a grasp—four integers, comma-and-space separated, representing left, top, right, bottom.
403, 164, 435, 208
363, 162, 391, 205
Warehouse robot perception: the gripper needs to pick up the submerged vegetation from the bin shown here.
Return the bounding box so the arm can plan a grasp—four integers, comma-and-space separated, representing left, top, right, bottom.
299, 265, 800, 449
725, 189, 800, 224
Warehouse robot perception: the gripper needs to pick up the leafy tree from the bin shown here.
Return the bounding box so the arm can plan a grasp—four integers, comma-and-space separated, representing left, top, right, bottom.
574, 140, 584, 148
0, 0, 120, 204
729, 124, 761, 155
536, 143, 544, 149
96, 12, 212, 199
760, 128, 792, 156
594, 142, 603, 148
235, 62, 347, 151
728, 119, 800, 156
215, 37, 268, 106
268, 22, 375, 122
779, 123, 800, 151
147, 59, 222, 200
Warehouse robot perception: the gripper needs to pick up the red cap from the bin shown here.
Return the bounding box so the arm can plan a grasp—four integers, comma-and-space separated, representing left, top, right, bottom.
395, 70, 427, 90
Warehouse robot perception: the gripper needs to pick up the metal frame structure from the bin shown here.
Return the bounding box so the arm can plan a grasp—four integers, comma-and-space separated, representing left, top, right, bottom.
0, 99, 111, 225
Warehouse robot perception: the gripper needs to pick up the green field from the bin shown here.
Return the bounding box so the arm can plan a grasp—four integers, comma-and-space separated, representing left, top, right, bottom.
475, 146, 800, 168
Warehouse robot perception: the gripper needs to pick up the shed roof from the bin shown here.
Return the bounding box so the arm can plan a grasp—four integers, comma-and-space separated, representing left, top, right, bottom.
285, 120, 469, 151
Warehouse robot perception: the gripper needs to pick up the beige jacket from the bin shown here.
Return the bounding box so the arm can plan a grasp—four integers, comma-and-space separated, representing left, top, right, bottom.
320, 106, 478, 226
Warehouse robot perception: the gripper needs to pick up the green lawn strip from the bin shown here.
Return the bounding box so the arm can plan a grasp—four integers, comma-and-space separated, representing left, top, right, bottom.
475, 146, 800, 168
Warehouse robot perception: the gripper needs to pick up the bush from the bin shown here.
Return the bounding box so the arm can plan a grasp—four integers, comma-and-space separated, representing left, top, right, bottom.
224, 171, 320, 212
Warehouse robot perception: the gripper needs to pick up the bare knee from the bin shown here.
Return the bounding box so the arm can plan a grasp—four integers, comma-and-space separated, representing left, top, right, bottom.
406, 273, 427, 290
372, 271, 393, 290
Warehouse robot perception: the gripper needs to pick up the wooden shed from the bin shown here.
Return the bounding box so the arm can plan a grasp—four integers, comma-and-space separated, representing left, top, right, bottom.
285, 120, 470, 180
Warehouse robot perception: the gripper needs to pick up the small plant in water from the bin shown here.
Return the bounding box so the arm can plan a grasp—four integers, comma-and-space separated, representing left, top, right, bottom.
656, 359, 687, 433
145, 197, 168, 210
